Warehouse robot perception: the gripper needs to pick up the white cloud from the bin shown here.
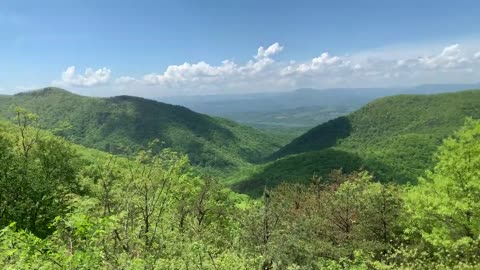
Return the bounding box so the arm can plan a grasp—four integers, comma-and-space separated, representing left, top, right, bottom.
53, 66, 111, 87
143, 60, 238, 86
255, 42, 284, 60
279, 43, 480, 89
52, 41, 480, 97
418, 44, 468, 69
134, 43, 283, 94
283, 52, 352, 75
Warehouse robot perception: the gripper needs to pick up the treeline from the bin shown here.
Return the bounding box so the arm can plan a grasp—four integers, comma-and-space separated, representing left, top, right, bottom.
0, 109, 479, 269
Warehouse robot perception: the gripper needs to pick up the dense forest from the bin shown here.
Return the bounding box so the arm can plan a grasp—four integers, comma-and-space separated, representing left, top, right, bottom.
4, 0, 480, 268
0, 88, 282, 174
235, 90, 480, 195
0, 89, 480, 270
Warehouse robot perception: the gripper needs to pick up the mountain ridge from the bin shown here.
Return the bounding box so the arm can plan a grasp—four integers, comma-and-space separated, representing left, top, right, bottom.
234, 89, 480, 195
0, 87, 282, 174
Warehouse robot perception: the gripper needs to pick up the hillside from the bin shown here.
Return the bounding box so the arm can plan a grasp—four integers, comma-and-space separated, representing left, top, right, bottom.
234, 90, 480, 195
3, 101, 480, 269
162, 84, 480, 137
0, 87, 282, 173
164, 84, 480, 117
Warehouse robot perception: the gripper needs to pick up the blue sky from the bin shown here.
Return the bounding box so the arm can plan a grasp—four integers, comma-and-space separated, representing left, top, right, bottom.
2, 0, 480, 96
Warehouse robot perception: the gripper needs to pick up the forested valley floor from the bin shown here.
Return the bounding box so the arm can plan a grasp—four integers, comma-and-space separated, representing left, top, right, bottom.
1, 98, 480, 269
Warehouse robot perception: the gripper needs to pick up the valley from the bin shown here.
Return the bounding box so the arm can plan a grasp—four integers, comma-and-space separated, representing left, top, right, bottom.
161, 84, 480, 136
3, 1, 480, 268
235, 90, 480, 195
2, 87, 480, 195
0, 87, 283, 175
1, 87, 480, 269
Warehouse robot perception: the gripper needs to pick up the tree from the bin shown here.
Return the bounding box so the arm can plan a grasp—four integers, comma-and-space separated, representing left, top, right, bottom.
0, 108, 81, 237
241, 188, 280, 270
404, 118, 480, 263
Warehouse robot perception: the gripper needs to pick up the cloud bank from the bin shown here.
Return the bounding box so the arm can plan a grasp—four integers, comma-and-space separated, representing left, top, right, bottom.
52, 41, 480, 97
54, 66, 111, 87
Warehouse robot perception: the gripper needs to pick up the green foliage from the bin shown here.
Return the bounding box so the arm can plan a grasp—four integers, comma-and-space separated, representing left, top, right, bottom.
402, 118, 480, 265
0, 109, 81, 237
0, 116, 254, 269
237, 90, 480, 193
2, 102, 480, 269
271, 116, 352, 158
0, 87, 282, 174
221, 105, 354, 143
238, 170, 404, 269
233, 149, 365, 197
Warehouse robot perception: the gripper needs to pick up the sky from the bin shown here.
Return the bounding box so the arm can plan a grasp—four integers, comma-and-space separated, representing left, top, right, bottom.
1, 0, 480, 97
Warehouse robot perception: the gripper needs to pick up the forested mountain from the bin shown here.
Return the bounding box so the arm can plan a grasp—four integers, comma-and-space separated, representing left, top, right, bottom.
4, 0, 480, 268
162, 84, 480, 137
235, 90, 480, 195
2, 108, 480, 269
163, 84, 480, 116
0, 87, 282, 172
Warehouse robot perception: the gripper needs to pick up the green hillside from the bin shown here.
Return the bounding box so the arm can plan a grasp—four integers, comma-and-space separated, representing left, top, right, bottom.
3, 106, 480, 269
0, 87, 282, 173
235, 90, 480, 195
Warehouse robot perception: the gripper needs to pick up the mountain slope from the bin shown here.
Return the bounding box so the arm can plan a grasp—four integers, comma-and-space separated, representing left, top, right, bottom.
274, 90, 480, 158
163, 84, 480, 117
161, 84, 480, 136
234, 90, 480, 195
0, 87, 282, 172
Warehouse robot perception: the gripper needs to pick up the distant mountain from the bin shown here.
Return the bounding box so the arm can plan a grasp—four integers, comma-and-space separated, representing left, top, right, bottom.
0, 87, 282, 172
161, 87, 379, 115
160, 83, 480, 137
234, 89, 480, 196
162, 84, 480, 114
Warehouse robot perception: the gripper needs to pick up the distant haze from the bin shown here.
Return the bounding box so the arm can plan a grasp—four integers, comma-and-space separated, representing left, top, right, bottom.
161, 83, 480, 115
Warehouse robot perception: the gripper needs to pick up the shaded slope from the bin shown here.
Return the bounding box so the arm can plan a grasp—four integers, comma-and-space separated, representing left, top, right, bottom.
235, 90, 480, 195
270, 116, 352, 159
233, 149, 366, 197
0, 87, 282, 171
162, 84, 480, 136
275, 90, 480, 158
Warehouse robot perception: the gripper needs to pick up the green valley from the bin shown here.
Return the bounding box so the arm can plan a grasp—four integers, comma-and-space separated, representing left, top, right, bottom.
2, 104, 480, 269
234, 90, 480, 195
4, 2, 480, 268
0, 87, 282, 175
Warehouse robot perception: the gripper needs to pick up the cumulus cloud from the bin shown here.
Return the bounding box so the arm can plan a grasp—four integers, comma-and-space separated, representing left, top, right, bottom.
255, 42, 284, 60
143, 60, 238, 86
53, 66, 111, 87
53, 42, 480, 97
282, 52, 353, 75
418, 44, 469, 69
137, 43, 283, 93
279, 43, 480, 89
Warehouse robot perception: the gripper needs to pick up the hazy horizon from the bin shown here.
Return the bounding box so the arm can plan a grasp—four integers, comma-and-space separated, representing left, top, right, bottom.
2, 0, 480, 97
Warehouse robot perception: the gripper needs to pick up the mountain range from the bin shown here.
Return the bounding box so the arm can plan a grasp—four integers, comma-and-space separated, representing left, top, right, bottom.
233, 89, 480, 195
0, 87, 282, 174
1, 86, 480, 196
161, 83, 480, 137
